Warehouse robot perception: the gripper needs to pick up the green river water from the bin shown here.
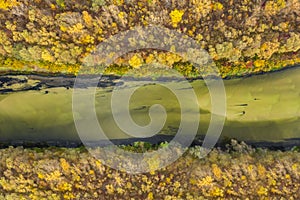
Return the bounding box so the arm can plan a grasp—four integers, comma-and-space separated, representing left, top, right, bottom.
0, 67, 299, 145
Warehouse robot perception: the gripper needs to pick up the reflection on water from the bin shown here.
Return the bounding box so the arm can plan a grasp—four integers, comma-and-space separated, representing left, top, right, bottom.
0, 66, 299, 145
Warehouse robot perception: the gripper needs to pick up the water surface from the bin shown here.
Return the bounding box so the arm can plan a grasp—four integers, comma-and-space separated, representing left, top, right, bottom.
0, 67, 299, 145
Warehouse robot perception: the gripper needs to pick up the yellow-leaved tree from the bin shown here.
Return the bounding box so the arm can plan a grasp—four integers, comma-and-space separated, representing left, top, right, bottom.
0, 0, 19, 10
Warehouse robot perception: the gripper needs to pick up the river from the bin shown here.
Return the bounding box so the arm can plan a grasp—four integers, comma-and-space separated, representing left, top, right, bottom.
0, 66, 299, 147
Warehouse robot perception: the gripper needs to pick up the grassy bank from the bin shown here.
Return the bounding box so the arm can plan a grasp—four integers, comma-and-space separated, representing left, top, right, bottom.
0, 140, 299, 199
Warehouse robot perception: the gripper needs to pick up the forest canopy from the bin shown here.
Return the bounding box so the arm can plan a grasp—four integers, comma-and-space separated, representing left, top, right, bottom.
0, 0, 299, 77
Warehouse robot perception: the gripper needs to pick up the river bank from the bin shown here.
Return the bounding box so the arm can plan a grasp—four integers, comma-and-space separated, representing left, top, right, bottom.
1, 64, 300, 94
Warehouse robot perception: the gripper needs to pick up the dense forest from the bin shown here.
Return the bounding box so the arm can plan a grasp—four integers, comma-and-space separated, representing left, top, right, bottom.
0, 0, 299, 77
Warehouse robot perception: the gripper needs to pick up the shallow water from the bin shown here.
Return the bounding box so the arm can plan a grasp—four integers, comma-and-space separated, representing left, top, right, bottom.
0, 67, 299, 145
